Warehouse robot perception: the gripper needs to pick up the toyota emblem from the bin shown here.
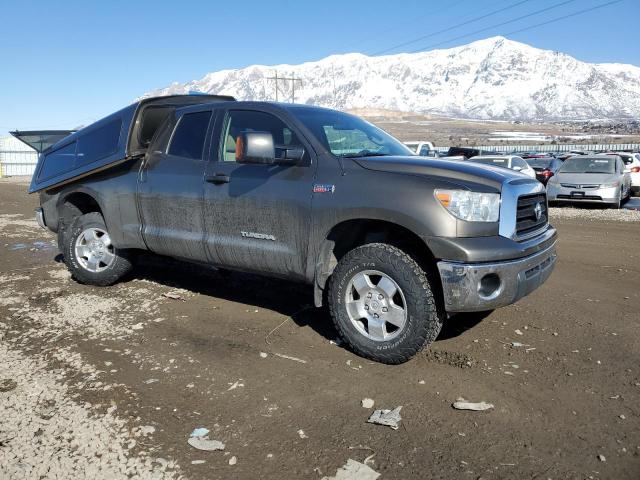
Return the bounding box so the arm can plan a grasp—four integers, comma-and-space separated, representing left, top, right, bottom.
534, 202, 543, 221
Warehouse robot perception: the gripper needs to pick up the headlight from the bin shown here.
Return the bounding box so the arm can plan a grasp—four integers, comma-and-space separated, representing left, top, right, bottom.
600, 181, 619, 188
434, 189, 500, 222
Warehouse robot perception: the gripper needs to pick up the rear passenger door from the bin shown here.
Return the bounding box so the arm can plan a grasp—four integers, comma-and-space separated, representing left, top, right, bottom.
137, 109, 213, 262
202, 107, 316, 279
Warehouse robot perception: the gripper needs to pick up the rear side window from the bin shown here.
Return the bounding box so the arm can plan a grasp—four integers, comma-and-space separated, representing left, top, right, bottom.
418, 145, 431, 156
168, 111, 212, 160
76, 119, 122, 166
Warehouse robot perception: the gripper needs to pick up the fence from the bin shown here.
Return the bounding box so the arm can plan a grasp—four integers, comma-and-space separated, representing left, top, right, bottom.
434, 143, 640, 153
0, 136, 38, 177
1, 136, 638, 177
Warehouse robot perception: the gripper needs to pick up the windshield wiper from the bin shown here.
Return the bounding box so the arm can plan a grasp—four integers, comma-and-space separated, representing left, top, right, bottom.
341, 152, 391, 158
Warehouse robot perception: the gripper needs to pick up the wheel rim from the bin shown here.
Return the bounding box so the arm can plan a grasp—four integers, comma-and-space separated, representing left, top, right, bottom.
344, 269, 408, 342
74, 227, 115, 272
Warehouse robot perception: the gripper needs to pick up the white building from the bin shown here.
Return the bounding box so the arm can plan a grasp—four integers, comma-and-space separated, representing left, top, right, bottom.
0, 135, 38, 177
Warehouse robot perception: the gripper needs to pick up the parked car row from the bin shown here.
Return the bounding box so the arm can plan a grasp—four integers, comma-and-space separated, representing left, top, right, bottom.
406, 142, 639, 208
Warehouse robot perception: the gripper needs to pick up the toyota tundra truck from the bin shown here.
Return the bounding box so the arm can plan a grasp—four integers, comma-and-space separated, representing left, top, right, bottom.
14, 94, 557, 364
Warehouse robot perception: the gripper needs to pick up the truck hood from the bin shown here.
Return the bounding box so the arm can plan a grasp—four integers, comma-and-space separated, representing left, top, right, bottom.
555, 172, 619, 185
352, 155, 529, 191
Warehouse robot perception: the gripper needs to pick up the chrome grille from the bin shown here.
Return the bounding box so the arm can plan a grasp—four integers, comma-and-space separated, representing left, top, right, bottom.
516, 193, 548, 238
561, 183, 599, 189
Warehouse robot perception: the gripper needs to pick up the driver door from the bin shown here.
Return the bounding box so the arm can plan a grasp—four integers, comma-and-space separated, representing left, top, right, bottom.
202, 108, 316, 279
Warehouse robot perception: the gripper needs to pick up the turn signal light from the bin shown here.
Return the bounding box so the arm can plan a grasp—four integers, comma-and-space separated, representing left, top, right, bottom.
435, 191, 451, 207
631, 166, 640, 173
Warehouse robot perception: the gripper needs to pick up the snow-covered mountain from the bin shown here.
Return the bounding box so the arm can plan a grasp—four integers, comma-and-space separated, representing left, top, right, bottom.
144, 36, 640, 121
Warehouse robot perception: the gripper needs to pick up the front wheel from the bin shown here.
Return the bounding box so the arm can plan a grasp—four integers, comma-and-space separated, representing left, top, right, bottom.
613, 189, 622, 209
328, 243, 444, 364
64, 212, 133, 286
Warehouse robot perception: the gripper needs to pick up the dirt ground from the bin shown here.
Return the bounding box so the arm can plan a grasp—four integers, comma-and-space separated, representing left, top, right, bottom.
0, 178, 639, 480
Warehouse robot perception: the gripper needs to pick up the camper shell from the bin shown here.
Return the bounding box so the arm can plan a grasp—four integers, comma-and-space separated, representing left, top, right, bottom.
23, 94, 234, 193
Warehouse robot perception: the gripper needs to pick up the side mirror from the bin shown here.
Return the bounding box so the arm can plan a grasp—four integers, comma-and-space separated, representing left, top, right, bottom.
236, 131, 276, 164
512, 166, 522, 172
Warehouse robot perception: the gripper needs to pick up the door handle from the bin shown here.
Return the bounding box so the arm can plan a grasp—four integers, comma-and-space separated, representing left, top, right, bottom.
205, 173, 230, 184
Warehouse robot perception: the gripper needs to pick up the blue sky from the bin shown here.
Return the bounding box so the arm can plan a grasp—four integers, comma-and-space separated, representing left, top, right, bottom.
1, 0, 638, 136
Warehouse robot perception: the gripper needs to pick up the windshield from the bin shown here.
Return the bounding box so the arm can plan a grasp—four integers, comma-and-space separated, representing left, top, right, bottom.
526, 158, 553, 168
294, 108, 414, 158
560, 157, 616, 174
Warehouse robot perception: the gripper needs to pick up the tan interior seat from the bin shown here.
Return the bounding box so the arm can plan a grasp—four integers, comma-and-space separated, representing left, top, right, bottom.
224, 133, 236, 162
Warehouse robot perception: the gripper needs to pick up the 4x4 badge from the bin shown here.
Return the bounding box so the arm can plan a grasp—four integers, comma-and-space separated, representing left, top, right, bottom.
313, 184, 335, 194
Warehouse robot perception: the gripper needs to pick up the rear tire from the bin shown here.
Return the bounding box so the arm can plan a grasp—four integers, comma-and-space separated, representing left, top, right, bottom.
328, 243, 444, 364
64, 212, 133, 286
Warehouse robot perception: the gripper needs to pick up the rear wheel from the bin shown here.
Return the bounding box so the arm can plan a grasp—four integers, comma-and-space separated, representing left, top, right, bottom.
328, 243, 444, 364
64, 212, 133, 286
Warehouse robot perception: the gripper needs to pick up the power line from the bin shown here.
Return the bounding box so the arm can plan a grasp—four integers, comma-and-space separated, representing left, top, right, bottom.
409, 0, 578, 53
501, 0, 624, 36
350, 0, 469, 52
372, 0, 533, 56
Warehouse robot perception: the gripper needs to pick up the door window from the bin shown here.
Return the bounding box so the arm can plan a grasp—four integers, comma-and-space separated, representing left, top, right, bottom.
221, 110, 301, 162
167, 111, 212, 160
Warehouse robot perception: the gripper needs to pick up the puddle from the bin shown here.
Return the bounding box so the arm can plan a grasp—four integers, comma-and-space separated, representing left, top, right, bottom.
8, 240, 57, 252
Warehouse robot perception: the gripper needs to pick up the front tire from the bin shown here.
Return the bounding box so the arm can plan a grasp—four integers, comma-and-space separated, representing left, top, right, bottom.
64, 212, 133, 286
328, 243, 444, 364
613, 188, 622, 209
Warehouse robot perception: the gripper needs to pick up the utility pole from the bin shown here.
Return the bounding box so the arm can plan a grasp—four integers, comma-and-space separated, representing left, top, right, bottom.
267, 71, 279, 101
267, 70, 302, 103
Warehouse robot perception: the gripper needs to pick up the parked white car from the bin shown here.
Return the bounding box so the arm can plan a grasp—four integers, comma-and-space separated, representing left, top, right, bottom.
466, 155, 537, 179
404, 141, 435, 156
607, 152, 640, 197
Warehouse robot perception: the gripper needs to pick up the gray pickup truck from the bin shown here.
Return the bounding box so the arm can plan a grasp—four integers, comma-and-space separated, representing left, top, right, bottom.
16, 94, 557, 364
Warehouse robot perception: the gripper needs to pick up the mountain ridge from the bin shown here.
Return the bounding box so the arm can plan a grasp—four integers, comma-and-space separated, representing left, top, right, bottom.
143, 36, 640, 121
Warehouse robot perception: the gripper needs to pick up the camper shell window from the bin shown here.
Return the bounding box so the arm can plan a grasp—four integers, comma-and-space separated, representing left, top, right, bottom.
38, 142, 76, 181
77, 119, 122, 167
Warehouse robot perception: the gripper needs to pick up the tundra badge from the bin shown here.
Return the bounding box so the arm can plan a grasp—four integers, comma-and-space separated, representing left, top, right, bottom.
241, 231, 276, 241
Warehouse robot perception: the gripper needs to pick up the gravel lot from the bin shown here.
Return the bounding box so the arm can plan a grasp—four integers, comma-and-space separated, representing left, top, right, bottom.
550, 204, 640, 222
1, 178, 639, 479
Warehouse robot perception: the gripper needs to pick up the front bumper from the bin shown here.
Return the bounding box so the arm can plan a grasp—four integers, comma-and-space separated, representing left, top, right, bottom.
437, 241, 557, 313
547, 184, 619, 204
35, 207, 47, 229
